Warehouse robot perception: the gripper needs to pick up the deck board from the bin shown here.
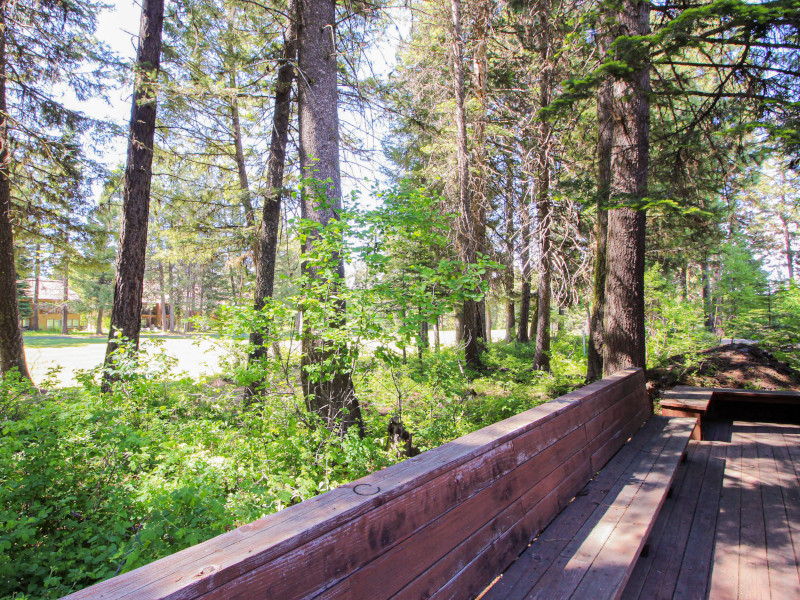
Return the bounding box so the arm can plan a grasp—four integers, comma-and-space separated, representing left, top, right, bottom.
756, 426, 800, 599
672, 442, 726, 599
622, 420, 800, 600
737, 425, 771, 600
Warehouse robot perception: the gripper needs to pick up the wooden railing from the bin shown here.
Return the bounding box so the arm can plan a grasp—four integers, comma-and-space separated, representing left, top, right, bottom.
63, 368, 651, 600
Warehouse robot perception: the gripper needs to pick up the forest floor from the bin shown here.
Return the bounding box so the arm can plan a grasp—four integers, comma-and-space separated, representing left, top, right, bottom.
647, 341, 800, 394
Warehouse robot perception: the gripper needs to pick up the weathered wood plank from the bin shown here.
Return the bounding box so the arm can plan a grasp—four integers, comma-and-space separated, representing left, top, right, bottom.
758, 426, 800, 599
506, 417, 687, 600
590, 399, 653, 475
635, 442, 712, 600
775, 426, 800, 585
708, 437, 742, 600
672, 442, 727, 600
393, 449, 592, 600
199, 419, 591, 600
736, 424, 770, 600
620, 441, 697, 600
486, 417, 671, 600
568, 418, 696, 600
427, 460, 593, 600
314, 426, 589, 600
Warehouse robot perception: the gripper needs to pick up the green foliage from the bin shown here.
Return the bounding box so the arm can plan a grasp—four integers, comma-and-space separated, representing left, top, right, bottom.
714, 241, 771, 339
229, 180, 499, 397
644, 265, 716, 367
0, 346, 395, 599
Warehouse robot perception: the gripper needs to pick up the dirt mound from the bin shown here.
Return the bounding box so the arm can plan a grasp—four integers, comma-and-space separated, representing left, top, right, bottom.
647, 343, 800, 394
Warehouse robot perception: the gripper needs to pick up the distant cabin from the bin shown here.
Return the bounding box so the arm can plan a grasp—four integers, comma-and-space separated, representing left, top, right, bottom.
19, 278, 81, 331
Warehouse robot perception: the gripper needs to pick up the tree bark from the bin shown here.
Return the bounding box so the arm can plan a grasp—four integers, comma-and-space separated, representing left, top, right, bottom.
587, 73, 612, 382
103, 0, 164, 389
96, 306, 103, 335
450, 0, 482, 368
297, 0, 363, 434
780, 171, 794, 284
418, 317, 429, 360
158, 260, 167, 332
471, 1, 491, 344
532, 19, 553, 373
517, 187, 532, 343
781, 214, 794, 284
61, 262, 69, 335
247, 0, 298, 397
0, 2, 31, 379
168, 262, 175, 332
603, 0, 650, 376
32, 245, 40, 331
504, 157, 516, 342
702, 259, 714, 330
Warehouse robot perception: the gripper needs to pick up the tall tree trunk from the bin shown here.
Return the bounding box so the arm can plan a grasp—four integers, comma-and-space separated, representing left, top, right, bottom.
229, 265, 237, 303
451, 0, 482, 368
183, 264, 191, 333
587, 73, 612, 382
504, 157, 516, 342
158, 260, 167, 332
297, 0, 363, 434
781, 214, 794, 284
603, 0, 650, 376
532, 19, 553, 372
0, 3, 31, 380
517, 186, 532, 343
434, 317, 440, 351
679, 265, 688, 301
418, 316, 429, 360
103, 0, 164, 390
533, 191, 551, 371
168, 262, 175, 332
471, 1, 491, 344
61, 259, 69, 335
32, 244, 40, 331
188, 266, 196, 332
96, 306, 103, 335
702, 259, 714, 330
247, 0, 298, 397
780, 171, 794, 284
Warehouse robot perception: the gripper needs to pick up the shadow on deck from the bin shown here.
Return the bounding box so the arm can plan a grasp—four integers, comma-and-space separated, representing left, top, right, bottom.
621, 415, 800, 600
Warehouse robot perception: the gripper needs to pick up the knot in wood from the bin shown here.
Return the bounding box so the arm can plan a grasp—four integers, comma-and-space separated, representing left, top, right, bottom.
194, 564, 219, 578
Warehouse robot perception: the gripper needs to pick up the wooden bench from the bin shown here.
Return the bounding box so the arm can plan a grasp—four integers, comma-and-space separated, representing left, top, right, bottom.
661, 385, 800, 439
62, 368, 688, 600
481, 415, 696, 600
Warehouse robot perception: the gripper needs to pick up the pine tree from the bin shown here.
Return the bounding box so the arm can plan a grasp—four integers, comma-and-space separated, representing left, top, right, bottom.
104, 0, 165, 388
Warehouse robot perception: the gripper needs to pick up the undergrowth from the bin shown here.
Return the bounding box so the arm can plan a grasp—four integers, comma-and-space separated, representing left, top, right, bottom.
0, 340, 585, 600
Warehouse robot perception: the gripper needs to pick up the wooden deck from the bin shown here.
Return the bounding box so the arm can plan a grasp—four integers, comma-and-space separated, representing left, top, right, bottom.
621, 419, 800, 600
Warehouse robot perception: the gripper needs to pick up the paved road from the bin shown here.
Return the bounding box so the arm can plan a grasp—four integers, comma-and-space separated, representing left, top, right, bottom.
24, 335, 228, 388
